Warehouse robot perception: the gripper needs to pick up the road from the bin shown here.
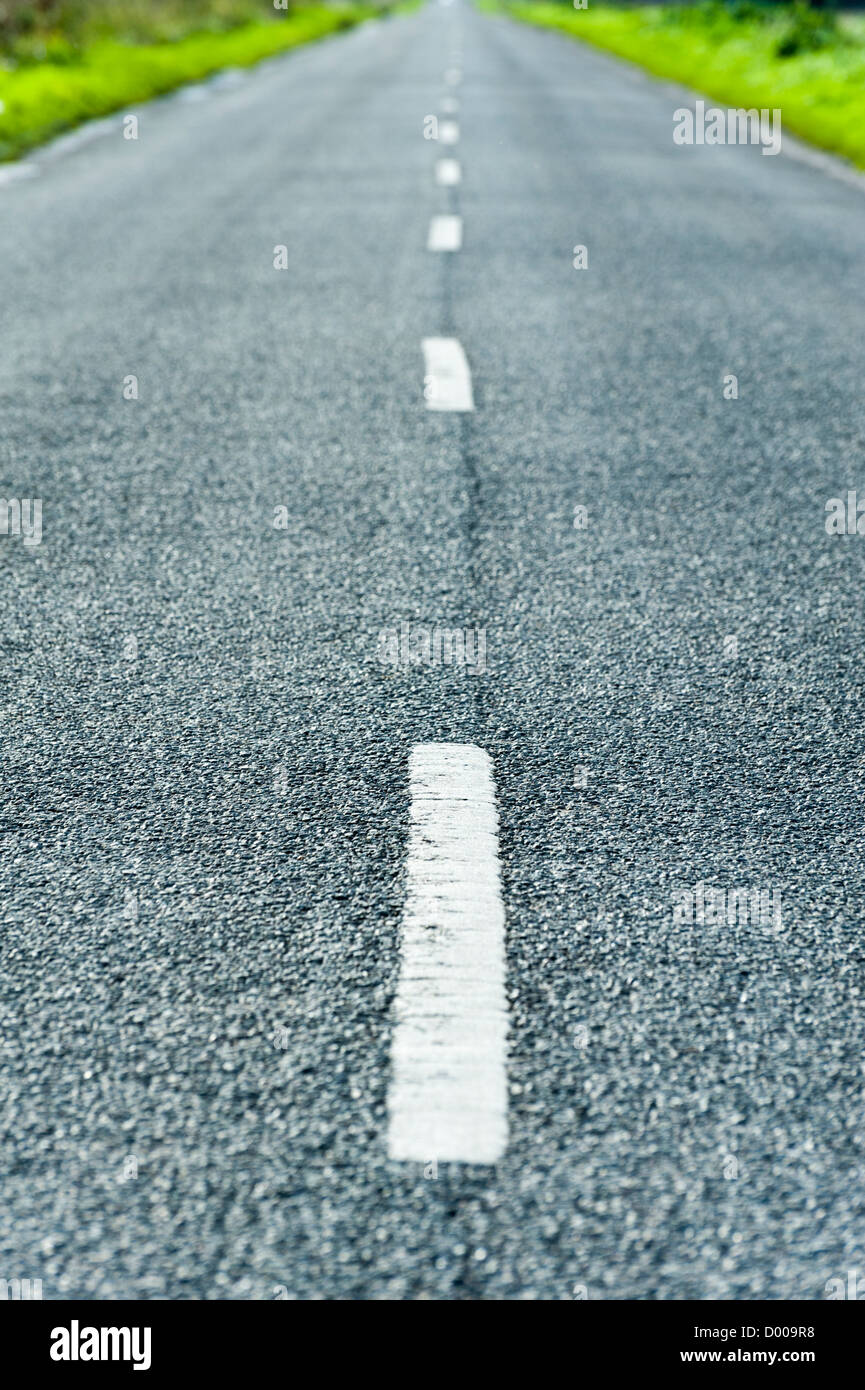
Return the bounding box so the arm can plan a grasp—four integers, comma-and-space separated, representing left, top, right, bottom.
1, 0, 865, 1301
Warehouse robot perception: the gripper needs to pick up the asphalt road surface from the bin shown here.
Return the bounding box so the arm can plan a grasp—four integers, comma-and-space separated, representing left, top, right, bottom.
2, 0, 865, 1301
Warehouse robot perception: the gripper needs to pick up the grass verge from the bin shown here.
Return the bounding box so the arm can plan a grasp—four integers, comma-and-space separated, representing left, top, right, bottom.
0, 4, 393, 163
495, 2, 865, 170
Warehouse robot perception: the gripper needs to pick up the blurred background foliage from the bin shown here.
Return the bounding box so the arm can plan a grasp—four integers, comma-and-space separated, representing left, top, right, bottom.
663, 1, 848, 59
0, 1, 294, 60
673, 2, 848, 59
0, 0, 851, 63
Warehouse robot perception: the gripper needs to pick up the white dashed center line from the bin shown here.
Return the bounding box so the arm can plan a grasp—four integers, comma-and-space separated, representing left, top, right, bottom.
427, 214, 463, 252
422, 337, 474, 412
436, 158, 461, 186
387, 744, 508, 1164
439, 120, 460, 146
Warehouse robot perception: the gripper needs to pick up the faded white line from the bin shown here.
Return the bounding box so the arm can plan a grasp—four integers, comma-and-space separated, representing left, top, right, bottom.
427, 214, 462, 252
422, 337, 474, 412
441, 96, 459, 115
0, 162, 40, 187
436, 158, 461, 187
444, 68, 462, 87
439, 120, 459, 146
387, 743, 508, 1164
39, 117, 117, 162
781, 130, 865, 194
206, 67, 247, 92
176, 84, 211, 104
656, 72, 865, 196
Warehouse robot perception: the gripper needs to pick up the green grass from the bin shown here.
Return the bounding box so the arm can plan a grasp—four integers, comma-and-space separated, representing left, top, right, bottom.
496, 2, 865, 170
0, 4, 392, 162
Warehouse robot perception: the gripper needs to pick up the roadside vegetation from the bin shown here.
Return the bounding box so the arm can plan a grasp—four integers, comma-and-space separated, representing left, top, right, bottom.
498, 2, 865, 169
0, 1, 394, 161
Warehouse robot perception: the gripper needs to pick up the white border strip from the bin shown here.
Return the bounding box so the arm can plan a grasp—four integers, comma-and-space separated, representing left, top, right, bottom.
651, 76, 865, 195
0, 162, 39, 187
387, 743, 508, 1164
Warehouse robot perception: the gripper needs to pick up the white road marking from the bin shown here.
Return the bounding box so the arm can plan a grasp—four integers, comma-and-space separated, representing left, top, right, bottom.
39, 117, 117, 161
439, 120, 459, 147
444, 68, 462, 87
177, 85, 211, 104
441, 97, 459, 115
656, 72, 865, 196
0, 162, 40, 186
1, 114, 121, 185
206, 67, 247, 91
781, 130, 865, 194
435, 158, 461, 187
0, 163, 38, 186
427, 214, 462, 252
387, 743, 508, 1164
422, 337, 474, 412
